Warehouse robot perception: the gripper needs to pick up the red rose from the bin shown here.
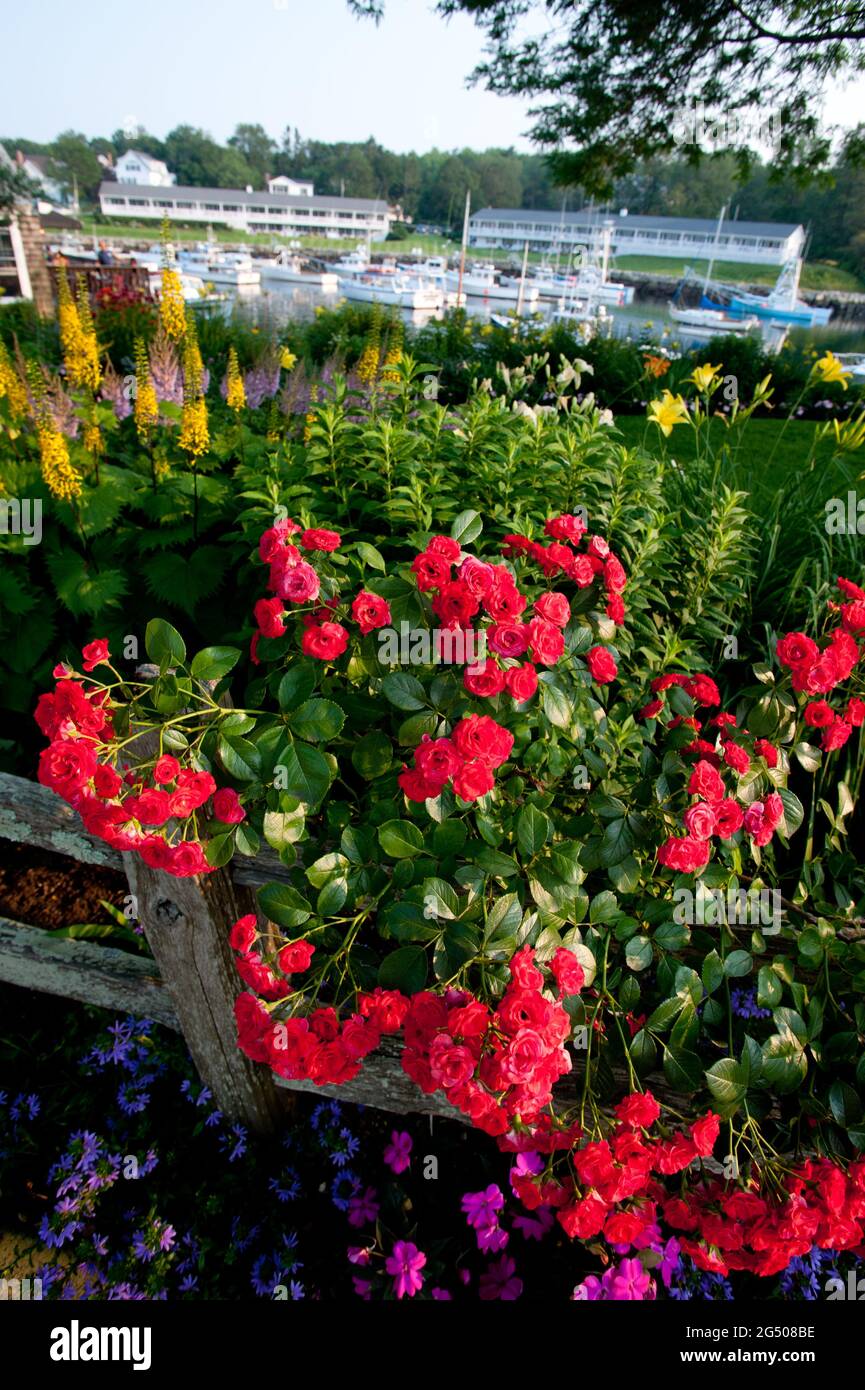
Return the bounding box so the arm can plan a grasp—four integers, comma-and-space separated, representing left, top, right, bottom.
213, 787, 246, 824
823, 717, 852, 752
300, 527, 341, 552
458, 556, 495, 599
278, 940, 315, 973
302, 621, 349, 661
487, 622, 529, 658
397, 765, 440, 802
615, 1091, 661, 1129
153, 754, 181, 785
606, 594, 626, 625
545, 513, 586, 543
586, 645, 617, 684
276, 560, 320, 605
452, 760, 495, 802
684, 674, 721, 707
714, 798, 744, 838
414, 735, 462, 787
722, 741, 751, 774
657, 835, 711, 873
690, 1112, 721, 1157
451, 714, 514, 768
528, 617, 565, 667
683, 801, 716, 840
81, 638, 110, 672
351, 589, 391, 635
426, 534, 462, 562
804, 699, 835, 728
463, 658, 506, 698
432, 580, 480, 626
837, 575, 865, 600
688, 759, 726, 803
533, 591, 571, 628
753, 738, 778, 767
603, 555, 627, 594
846, 697, 865, 727
411, 551, 451, 592
777, 632, 819, 668
166, 841, 211, 877
841, 600, 865, 633
93, 763, 122, 798
504, 663, 538, 703
38, 739, 97, 800
254, 597, 286, 638
550, 947, 585, 996
229, 914, 257, 951
484, 578, 527, 622
134, 788, 172, 826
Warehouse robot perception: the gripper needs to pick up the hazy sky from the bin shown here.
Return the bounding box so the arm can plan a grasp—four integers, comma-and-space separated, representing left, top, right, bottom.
3, 0, 863, 156
3, 0, 534, 152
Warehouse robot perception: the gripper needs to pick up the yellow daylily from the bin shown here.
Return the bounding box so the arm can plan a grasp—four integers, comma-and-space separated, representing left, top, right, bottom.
647, 390, 690, 437
688, 362, 721, 392
280, 348, 297, 371
814, 351, 852, 390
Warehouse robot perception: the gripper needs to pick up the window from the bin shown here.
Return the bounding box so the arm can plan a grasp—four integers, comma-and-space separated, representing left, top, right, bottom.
175, 201, 194, 209
204, 203, 220, 211
129, 198, 150, 206
105, 197, 126, 206
249, 206, 266, 214
222, 204, 240, 212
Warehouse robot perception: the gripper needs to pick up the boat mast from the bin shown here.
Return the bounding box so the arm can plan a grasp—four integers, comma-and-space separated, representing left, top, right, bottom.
515, 239, 529, 318
457, 189, 471, 305
704, 203, 727, 293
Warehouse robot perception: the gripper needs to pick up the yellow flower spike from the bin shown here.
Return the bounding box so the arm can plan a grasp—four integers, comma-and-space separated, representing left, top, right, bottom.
647, 390, 690, 437
179, 395, 209, 458
159, 266, 187, 340
39, 424, 82, 501
687, 362, 721, 393
813, 351, 852, 390
133, 338, 158, 440
225, 346, 246, 413
0, 340, 27, 417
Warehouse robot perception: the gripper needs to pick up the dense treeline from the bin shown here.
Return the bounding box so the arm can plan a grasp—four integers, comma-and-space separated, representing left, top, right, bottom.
5, 122, 865, 272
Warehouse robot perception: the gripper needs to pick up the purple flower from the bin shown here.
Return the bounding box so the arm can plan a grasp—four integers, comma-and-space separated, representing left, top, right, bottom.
479, 1255, 522, 1301
347, 1185, 379, 1228
385, 1240, 426, 1300
383, 1130, 412, 1174
512, 1207, 554, 1241
461, 1184, 504, 1229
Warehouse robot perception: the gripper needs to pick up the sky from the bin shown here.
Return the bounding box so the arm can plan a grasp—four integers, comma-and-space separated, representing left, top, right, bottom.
2, 0, 535, 152
3, 0, 863, 157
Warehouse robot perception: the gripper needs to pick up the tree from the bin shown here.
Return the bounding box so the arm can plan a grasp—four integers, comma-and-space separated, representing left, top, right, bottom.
228, 124, 277, 180
162, 126, 258, 189
350, 0, 865, 194
49, 130, 104, 201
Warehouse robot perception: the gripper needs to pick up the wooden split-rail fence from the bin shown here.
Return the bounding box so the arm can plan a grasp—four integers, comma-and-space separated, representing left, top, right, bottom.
0, 770, 699, 1136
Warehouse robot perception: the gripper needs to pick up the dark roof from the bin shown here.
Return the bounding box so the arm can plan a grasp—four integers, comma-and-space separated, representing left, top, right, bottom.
99, 182, 387, 213
470, 207, 803, 238
39, 211, 82, 230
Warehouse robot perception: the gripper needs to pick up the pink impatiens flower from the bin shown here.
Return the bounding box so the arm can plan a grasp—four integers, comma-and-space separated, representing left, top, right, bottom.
385, 1240, 426, 1299
383, 1130, 412, 1174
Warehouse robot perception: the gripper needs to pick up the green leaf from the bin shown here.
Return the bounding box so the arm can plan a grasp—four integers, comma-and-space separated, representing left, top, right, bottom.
379, 945, 427, 994
190, 646, 241, 681
630, 1029, 657, 1075
378, 819, 424, 858
317, 877, 348, 915
450, 509, 482, 545
724, 950, 753, 978
599, 816, 635, 867
145, 618, 186, 669
205, 828, 236, 868
381, 671, 426, 711
705, 1057, 749, 1116
626, 935, 653, 971
777, 787, 804, 837
662, 1046, 703, 1093
257, 883, 313, 930
589, 890, 619, 924
278, 665, 317, 712
263, 806, 305, 851
516, 804, 551, 858
289, 697, 345, 742
356, 541, 386, 572
701, 950, 725, 994
421, 877, 460, 920
218, 735, 261, 782
276, 742, 332, 805
352, 730, 393, 779
757, 964, 783, 1009
483, 892, 522, 942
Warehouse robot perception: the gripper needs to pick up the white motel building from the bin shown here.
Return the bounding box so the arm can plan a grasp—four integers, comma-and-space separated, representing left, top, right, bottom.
99, 164, 390, 239
468, 207, 807, 266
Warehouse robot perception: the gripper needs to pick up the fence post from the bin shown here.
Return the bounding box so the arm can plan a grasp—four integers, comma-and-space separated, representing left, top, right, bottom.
124, 852, 286, 1134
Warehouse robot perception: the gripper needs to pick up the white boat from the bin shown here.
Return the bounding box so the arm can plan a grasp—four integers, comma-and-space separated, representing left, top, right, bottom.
256, 250, 339, 290
668, 304, 759, 334
836, 353, 865, 383
502, 263, 633, 306
338, 273, 442, 310
397, 255, 449, 282
445, 265, 540, 304
178, 243, 260, 287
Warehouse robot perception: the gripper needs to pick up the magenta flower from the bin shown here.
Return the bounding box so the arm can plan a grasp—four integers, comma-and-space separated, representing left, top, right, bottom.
513, 1206, 555, 1241
479, 1254, 522, 1301
347, 1186, 379, 1228
431, 1287, 452, 1300
607, 1256, 654, 1300
385, 1240, 426, 1300
461, 1184, 504, 1229
383, 1130, 412, 1174
347, 1245, 372, 1266
476, 1221, 509, 1254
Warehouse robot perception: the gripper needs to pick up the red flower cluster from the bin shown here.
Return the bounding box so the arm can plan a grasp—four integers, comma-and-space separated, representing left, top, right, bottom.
251, 517, 392, 665
35, 646, 243, 878
400, 946, 583, 1134
408, 517, 623, 705
641, 672, 787, 873
397, 713, 514, 804
778, 576, 865, 752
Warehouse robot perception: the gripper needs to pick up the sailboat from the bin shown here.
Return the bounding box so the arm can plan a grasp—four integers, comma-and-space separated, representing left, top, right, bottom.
669, 206, 759, 334
724, 258, 833, 326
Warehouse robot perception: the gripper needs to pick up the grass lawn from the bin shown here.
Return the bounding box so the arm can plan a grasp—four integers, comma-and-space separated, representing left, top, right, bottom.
612, 256, 863, 293
76, 216, 458, 258
612, 413, 839, 500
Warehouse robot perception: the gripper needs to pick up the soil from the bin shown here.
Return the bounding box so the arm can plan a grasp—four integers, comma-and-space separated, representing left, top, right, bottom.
0, 840, 127, 931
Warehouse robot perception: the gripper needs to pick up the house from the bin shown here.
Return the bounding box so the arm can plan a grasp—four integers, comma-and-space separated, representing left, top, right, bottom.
0, 145, 68, 206
267, 173, 314, 197
115, 150, 176, 188
468, 207, 807, 267
98, 181, 390, 239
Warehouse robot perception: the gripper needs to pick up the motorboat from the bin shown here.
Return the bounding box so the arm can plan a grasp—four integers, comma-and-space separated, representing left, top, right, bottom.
724, 260, 833, 326
178, 243, 260, 287
338, 273, 442, 309
256, 250, 339, 290
668, 303, 759, 333
445, 264, 539, 304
